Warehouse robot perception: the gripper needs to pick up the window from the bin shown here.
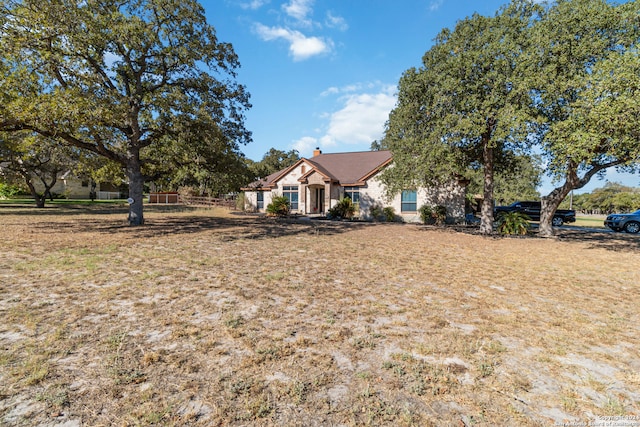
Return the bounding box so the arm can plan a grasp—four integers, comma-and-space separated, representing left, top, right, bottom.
257, 192, 264, 210
344, 187, 360, 204
283, 185, 299, 210
401, 190, 417, 212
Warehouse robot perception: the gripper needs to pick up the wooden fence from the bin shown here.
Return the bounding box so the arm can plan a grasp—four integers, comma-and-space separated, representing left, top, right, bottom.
148, 192, 236, 209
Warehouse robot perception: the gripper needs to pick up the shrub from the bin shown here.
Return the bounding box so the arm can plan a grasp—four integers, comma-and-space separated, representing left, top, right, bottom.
497, 212, 530, 235
266, 196, 290, 217
328, 197, 356, 220
369, 205, 384, 221
419, 205, 433, 224
433, 205, 447, 225
235, 192, 247, 211
0, 182, 21, 199
383, 206, 396, 222
419, 204, 447, 225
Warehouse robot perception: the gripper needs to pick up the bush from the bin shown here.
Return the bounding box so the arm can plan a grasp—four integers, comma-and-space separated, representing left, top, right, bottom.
497, 211, 530, 235
419, 204, 447, 225
433, 205, 447, 225
266, 196, 290, 217
235, 192, 247, 211
328, 197, 356, 220
419, 205, 433, 224
383, 206, 396, 222
369, 205, 384, 221
0, 182, 21, 199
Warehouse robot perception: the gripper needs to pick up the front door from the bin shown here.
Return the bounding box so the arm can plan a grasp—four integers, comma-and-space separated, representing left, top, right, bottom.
315, 187, 324, 214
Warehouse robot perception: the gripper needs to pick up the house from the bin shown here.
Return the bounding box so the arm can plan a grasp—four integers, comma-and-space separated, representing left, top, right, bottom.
242, 149, 467, 223
34, 171, 125, 199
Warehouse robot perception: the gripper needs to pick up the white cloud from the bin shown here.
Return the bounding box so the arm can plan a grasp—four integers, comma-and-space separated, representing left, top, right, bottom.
429, 0, 443, 11
239, 0, 269, 10
283, 0, 314, 23
293, 85, 397, 155
325, 12, 348, 31
320, 83, 361, 97
324, 90, 396, 145
292, 136, 320, 154
254, 23, 333, 60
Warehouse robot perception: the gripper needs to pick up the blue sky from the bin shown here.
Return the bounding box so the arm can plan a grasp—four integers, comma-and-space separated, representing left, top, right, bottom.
203, 0, 638, 194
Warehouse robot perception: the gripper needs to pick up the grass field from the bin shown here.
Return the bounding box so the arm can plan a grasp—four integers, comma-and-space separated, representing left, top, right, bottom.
1, 204, 639, 426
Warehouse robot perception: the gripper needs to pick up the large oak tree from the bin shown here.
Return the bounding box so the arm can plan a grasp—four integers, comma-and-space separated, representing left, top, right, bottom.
527, 0, 640, 236
0, 0, 251, 224
381, 0, 540, 234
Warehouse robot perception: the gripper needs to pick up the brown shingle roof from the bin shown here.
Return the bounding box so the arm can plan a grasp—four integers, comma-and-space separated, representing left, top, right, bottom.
243, 150, 393, 189
306, 150, 392, 185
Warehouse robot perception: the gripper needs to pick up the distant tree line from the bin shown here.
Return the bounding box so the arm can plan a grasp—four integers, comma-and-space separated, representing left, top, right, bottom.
560, 183, 640, 214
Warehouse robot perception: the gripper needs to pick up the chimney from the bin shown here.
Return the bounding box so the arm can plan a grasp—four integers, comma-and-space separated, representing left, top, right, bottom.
313, 147, 322, 157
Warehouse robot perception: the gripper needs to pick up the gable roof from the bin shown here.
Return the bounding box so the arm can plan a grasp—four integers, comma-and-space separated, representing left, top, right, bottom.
242, 150, 393, 190
306, 150, 392, 185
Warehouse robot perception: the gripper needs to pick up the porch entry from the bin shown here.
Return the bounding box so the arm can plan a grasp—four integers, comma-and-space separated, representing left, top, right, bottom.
310, 186, 325, 214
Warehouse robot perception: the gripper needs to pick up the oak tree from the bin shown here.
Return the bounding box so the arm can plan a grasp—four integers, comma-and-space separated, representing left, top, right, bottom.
0, 133, 79, 207
525, 0, 640, 236
381, 0, 540, 233
0, 0, 251, 224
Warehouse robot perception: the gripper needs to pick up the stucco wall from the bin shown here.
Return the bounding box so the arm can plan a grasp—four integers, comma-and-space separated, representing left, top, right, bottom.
244, 190, 272, 212
33, 178, 91, 199
244, 162, 466, 223
357, 176, 466, 223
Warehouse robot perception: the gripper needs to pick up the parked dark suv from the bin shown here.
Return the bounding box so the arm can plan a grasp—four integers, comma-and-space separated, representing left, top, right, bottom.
604, 209, 640, 233
494, 201, 576, 226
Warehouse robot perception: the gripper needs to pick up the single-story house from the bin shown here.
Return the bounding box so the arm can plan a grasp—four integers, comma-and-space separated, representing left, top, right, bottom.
242, 149, 467, 223
34, 171, 125, 199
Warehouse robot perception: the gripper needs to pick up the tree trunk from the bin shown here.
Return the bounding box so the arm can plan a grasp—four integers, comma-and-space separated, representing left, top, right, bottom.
22, 175, 46, 208
539, 188, 570, 237
479, 142, 495, 235
126, 160, 145, 226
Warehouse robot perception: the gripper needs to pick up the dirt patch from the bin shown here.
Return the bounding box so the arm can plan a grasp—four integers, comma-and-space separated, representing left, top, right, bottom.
1, 205, 639, 425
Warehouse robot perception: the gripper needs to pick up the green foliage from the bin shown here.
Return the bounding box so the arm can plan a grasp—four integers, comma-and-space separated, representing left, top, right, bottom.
266, 196, 290, 217
235, 192, 247, 211
0, 133, 80, 207
524, 0, 640, 235
497, 212, 530, 235
0, 0, 251, 224
248, 149, 300, 180
328, 197, 357, 220
0, 182, 21, 199
466, 153, 542, 205
369, 205, 384, 222
381, 1, 541, 234
383, 206, 396, 222
419, 205, 447, 225
419, 205, 433, 224
560, 183, 640, 214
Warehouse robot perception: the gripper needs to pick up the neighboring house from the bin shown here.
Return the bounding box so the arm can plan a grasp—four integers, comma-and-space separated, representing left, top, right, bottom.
34, 171, 124, 199
242, 149, 467, 223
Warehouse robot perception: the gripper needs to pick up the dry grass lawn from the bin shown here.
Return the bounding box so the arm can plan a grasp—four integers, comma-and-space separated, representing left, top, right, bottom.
1, 204, 639, 426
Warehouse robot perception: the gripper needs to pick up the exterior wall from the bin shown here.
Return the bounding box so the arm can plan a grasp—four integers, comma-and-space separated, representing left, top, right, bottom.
244, 162, 466, 222
390, 180, 466, 223
244, 190, 272, 212
273, 162, 310, 213
355, 176, 466, 223
32, 177, 109, 199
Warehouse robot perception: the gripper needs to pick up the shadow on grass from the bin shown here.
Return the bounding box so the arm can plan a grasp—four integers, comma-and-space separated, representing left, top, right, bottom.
0, 201, 203, 216
446, 223, 640, 252
10, 203, 370, 241
555, 227, 640, 252
95, 215, 372, 241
